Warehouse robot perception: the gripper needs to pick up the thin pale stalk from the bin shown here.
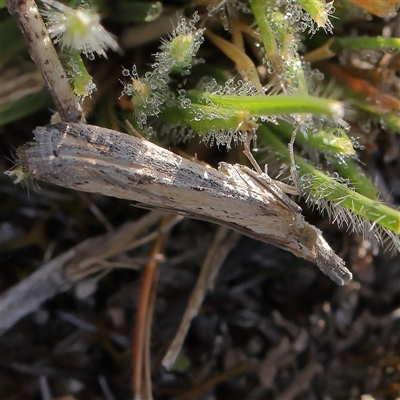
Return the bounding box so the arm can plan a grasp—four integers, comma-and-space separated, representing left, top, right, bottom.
162, 227, 240, 370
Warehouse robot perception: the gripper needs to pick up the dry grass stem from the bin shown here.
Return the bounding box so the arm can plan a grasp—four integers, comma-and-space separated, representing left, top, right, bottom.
133, 216, 174, 400
5, 0, 83, 122
162, 227, 240, 369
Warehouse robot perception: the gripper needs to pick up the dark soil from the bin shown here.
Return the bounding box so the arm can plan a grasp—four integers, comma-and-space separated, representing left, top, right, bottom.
1, 120, 400, 400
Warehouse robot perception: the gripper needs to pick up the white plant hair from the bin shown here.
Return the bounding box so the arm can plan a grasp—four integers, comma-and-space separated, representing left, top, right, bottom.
41, 0, 119, 59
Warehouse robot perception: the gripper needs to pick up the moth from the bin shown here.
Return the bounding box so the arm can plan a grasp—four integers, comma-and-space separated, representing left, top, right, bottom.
16, 122, 352, 285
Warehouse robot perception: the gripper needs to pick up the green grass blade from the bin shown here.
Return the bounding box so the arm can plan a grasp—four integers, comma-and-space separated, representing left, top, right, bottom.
258, 125, 400, 235
200, 93, 344, 120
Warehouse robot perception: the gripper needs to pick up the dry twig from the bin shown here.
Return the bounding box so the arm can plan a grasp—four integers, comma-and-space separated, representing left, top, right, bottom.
162, 227, 240, 369
5, 0, 83, 122
0, 211, 165, 334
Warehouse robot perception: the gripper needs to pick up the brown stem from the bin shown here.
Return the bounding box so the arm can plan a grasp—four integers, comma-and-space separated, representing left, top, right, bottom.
133, 216, 173, 399
6, 0, 84, 122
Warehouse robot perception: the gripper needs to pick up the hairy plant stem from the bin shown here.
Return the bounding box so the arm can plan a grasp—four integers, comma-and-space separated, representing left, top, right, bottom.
259, 125, 400, 235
